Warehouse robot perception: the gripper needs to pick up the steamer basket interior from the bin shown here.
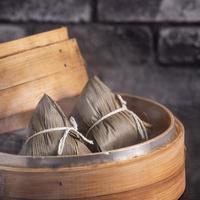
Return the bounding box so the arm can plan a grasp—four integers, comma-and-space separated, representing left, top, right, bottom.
0, 94, 173, 158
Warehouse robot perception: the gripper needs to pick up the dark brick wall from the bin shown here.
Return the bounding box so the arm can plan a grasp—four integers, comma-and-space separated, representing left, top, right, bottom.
0, 0, 200, 107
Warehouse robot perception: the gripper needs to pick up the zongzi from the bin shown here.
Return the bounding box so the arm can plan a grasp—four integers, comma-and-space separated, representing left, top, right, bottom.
20, 94, 92, 156
73, 76, 149, 152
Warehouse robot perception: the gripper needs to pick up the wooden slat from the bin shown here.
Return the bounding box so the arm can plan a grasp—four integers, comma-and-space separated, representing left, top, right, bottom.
0, 27, 68, 59
0, 64, 88, 121
0, 40, 88, 128
0, 39, 83, 90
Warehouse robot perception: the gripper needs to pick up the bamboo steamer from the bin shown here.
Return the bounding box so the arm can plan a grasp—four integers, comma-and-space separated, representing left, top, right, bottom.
0, 95, 185, 200
0, 28, 185, 200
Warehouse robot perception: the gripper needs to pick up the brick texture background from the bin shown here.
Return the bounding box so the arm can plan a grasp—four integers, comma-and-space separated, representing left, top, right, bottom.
0, 0, 199, 107
0, 1, 199, 199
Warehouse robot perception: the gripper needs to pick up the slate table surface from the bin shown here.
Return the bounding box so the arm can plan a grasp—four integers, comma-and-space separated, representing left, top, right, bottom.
168, 105, 200, 200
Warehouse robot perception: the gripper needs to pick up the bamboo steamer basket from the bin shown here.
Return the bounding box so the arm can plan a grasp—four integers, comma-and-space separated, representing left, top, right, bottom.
0, 28, 185, 200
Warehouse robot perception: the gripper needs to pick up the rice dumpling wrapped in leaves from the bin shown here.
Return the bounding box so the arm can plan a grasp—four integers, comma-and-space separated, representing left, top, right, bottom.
73, 76, 149, 152
20, 94, 92, 156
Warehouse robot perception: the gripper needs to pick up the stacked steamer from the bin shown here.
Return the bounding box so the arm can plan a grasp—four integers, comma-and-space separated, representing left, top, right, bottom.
0, 28, 185, 200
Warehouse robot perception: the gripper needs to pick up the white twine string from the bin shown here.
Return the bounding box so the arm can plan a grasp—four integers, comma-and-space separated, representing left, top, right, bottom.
25, 117, 94, 156
86, 94, 148, 140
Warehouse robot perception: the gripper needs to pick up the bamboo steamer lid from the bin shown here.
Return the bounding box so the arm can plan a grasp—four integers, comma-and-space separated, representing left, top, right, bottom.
0, 27, 88, 134
0, 28, 185, 200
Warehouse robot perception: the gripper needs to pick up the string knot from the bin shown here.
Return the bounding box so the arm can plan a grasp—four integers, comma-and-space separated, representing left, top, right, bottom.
58, 117, 94, 155
57, 116, 78, 155
24, 116, 94, 156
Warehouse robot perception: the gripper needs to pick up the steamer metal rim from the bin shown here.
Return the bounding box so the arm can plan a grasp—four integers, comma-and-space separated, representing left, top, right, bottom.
0, 94, 180, 169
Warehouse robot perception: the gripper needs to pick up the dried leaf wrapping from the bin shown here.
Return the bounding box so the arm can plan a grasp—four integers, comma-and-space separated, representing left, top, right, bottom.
73, 76, 148, 152
20, 94, 91, 156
